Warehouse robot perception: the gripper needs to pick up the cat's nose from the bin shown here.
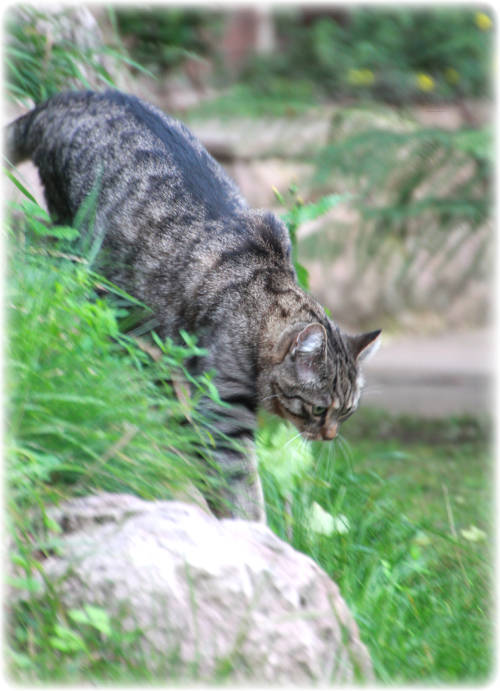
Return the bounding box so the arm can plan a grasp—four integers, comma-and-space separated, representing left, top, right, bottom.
322, 423, 338, 440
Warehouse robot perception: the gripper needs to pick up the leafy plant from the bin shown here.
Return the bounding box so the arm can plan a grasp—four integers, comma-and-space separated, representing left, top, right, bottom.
4, 6, 148, 106
260, 431, 492, 682
302, 109, 492, 325
113, 7, 220, 74
5, 179, 230, 681
273, 183, 347, 290
267, 7, 493, 103
7, 193, 225, 503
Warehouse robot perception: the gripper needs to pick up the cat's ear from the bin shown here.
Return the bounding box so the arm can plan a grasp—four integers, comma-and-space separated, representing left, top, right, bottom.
347, 329, 381, 362
290, 323, 327, 382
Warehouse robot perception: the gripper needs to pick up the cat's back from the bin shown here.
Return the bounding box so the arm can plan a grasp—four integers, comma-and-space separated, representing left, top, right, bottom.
9, 89, 296, 337
18, 89, 246, 224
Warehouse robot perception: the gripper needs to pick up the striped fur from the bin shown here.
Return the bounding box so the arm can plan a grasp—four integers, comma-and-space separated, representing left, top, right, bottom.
6, 90, 380, 521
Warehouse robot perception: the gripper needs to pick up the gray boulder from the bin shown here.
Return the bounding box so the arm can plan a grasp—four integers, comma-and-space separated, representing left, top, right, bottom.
35, 494, 374, 683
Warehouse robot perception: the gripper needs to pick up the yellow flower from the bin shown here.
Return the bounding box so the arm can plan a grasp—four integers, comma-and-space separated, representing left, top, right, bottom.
444, 67, 460, 84
347, 68, 375, 86
416, 73, 435, 92
475, 12, 492, 31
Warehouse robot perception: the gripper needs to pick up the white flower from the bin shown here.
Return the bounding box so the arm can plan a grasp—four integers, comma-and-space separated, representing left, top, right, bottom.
460, 525, 487, 542
309, 502, 350, 536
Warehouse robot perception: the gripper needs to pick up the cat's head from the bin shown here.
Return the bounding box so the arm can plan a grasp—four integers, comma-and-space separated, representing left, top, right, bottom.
268, 322, 380, 441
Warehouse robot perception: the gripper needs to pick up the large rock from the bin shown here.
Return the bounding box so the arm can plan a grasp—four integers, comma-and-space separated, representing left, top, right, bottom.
33, 494, 373, 683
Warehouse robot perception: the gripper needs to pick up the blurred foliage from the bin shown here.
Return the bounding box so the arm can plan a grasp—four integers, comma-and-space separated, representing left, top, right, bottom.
274, 184, 348, 290
6, 189, 225, 511
4, 6, 146, 106
113, 7, 221, 74
185, 80, 317, 118
247, 7, 494, 103
313, 112, 492, 300
112, 6, 493, 104
287, 103, 492, 327
317, 115, 491, 236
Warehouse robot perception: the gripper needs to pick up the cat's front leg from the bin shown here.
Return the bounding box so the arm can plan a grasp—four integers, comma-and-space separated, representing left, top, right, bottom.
200, 396, 266, 522
213, 437, 266, 522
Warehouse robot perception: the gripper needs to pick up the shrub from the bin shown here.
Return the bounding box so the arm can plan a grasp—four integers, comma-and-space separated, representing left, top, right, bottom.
250, 7, 494, 103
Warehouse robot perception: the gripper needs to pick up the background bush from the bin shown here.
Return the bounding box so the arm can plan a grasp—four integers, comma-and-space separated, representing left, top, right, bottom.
268, 7, 493, 102
113, 7, 221, 74
114, 6, 494, 103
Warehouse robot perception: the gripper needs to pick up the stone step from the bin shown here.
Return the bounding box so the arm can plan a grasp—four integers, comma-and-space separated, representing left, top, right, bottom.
363, 329, 493, 417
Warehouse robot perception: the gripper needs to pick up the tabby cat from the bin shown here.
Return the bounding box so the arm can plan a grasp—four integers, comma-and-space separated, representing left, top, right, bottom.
7, 90, 380, 521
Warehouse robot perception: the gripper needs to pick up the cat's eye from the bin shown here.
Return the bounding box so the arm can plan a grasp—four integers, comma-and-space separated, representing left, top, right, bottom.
312, 405, 328, 417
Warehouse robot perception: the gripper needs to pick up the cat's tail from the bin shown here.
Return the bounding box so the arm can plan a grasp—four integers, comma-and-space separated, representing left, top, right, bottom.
4, 106, 40, 166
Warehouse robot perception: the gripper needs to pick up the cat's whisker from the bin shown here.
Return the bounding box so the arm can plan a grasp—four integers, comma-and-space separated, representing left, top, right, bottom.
337, 433, 348, 449
327, 440, 334, 472
283, 431, 303, 449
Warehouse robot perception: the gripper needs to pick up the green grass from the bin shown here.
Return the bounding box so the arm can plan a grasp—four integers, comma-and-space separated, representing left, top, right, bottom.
5, 194, 238, 681
183, 80, 320, 120
5, 6, 150, 107
6, 189, 493, 684
260, 414, 492, 683
6, 249, 221, 509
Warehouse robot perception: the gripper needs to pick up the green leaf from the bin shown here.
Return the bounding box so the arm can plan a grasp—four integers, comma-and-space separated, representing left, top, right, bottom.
257, 421, 313, 493
282, 194, 347, 227
69, 605, 112, 637
453, 128, 492, 161
308, 501, 336, 535
49, 625, 87, 653
25, 217, 54, 236
101, 46, 156, 78
272, 186, 286, 205
47, 225, 80, 240
308, 503, 351, 536
7, 649, 34, 669
5, 170, 37, 203
20, 199, 51, 221
7, 575, 43, 593
295, 263, 310, 290
43, 513, 62, 534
